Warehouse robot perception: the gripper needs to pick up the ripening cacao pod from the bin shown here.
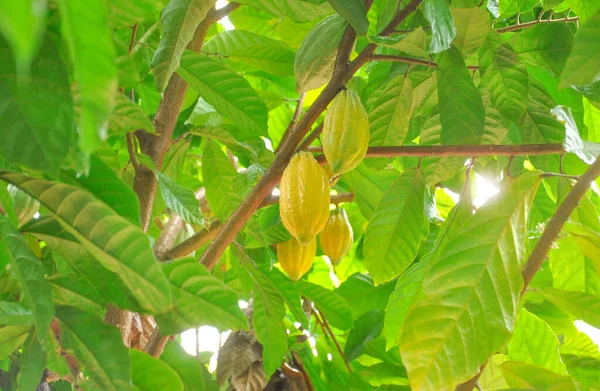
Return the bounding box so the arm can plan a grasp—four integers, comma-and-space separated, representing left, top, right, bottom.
8, 184, 39, 226
319, 208, 353, 265
322, 89, 369, 176
280, 151, 330, 245
277, 237, 317, 281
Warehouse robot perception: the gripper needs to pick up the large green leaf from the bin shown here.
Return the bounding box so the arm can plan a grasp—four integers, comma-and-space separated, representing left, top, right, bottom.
151, 0, 215, 91
156, 171, 203, 225
549, 235, 586, 292
298, 281, 353, 330
160, 342, 206, 391
179, 53, 268, 137
368, 75, 413, 146
370, 27, 428, 57
0, 172, 172, 314
480, 85, 510, 144
569, 0, 600, 22
0, 0, 46, 69
335, 274, 395, 320
0, 37, 74, 176
49, 273, 105, 314
510, 23, 574, 77
16, 333, 46, 391
0, 302, 32, 327
107, 0, 160, 26
262, 267, 308, 327
365, 168, 425, 284
109, 93, 155, 135
294, 15, 347, 93
244, 264, 287, 377
501, 361, 575, 390
58, 0, 116, 153
437, 46, 485, 145
508, 308, 566, 375
479, 30, 528, 121
24, 216, 143, 312
423, 0, 456, 53
202, 140, 244, 220
327, 0, 368, 35
561, 10, 600, 88
235, 0, 333, 22
203, 30, 296, 76
543, 288, 600, 329
450, 7, 489, 59
131, 349, 184, 391
0, 216, 54, 342
56, 306, 131, 391
0, 326, 30, 360
400, 173, 541, 390
344, 309, 384, 362
155, 258, 247, 334
340, 163, 398, 220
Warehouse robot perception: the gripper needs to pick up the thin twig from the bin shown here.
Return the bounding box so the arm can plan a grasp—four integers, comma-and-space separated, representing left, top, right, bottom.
277, 93, 306, 154
128, 23, 138, 54
495, 16, 579, 33
126, 132, 140, 170
298, 123, 324, 151
370, 54, 479, 70
312, 308, 352, 373
131, 22, 159, 54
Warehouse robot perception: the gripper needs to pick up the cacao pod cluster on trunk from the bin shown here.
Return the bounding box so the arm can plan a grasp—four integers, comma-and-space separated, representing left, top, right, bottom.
277, 89, 367, 280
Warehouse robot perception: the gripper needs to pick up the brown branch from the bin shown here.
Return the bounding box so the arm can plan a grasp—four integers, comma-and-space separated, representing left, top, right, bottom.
161, 221, 223, 261
126, 132, 140, 170
495, 16, 579, 33
522, 157, 600, 288
298, 123, 324, 151
312, 308, 352, 373
277, 93, 306, 154
153, 213, 184, 259
199, 0, 425, 271
371, 54, 479, 70
128, 24, 138, 54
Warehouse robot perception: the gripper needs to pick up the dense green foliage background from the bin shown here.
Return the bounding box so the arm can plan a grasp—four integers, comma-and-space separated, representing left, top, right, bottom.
0, 0, 600, 390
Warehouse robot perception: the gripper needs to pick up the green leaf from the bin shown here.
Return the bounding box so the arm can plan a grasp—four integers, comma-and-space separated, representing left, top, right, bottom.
261, 267, 308, 327
151, 0, 215, 91
340, 163, 398, 220
423, 0, 456, 53
451, 7, 490, 59
0, 216, 54, 342
0, 0, 46, 70
58, 0, 116, 153
0, 326, 30, 360
107, 0, 160, 26
156, 171, 203, 225
0, 37, 74, 176
298, 281, 353, 330
244, 264, 287, 377
344, 309, 385, 361
562, 354, 600, 390
354, 363, 409, 387
480, 85, 510, 144
370, 27, 428, 57
178, 53, 268, 137
327, 0, 368, 35
549, 235, 586, 292
0, 302, 32, 327
56, 306, 131, 391
131, 349, 184, 391
510, 23, 574, 77
569, 0, 600, 22
202, 140, 244, 220
555, 105, 600, 164
561, 332, 600, 359
336, 274, 395, 320
0, 172, 172, 314
155, 258, 247, 334
17, 333, 46, 391
294, 15, 347, 93
508, 308, 567, 375
160, 342, 206, 391
235, 0, 333, 22
24, 216, 143, 312
437, 46, 485, 145
49, 273, 105, 313
400, 173, 541, 389
543, 288, 600, 328
109, 93, 155, 135
561, 10, 600, 88
479, 30, 528, 121
584, 97, 600, 142
203, 30, 296, 76
365, 168, 425, 284
501, 361, 575, 390
368, 75, 413, 146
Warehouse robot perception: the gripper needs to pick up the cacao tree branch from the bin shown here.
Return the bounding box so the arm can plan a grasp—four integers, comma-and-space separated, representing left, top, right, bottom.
277, 92, 306, 154
495, 15, 579, 33
370, 54, 479, 70
298, 123, 323, 151
198, 0, 425, 270
311, 308, 352, 373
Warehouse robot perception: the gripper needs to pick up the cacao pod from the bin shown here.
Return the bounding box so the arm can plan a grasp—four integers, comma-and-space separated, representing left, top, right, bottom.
8, 184, 39, 226
323, 164, 339, 186
322, 89, 369, 176
280, 151, 330, 245
277, 237, 316, 281
319, 208, 353, 266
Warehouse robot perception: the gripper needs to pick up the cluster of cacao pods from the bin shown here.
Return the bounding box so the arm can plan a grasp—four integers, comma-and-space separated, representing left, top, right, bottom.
277, 89, 367, 281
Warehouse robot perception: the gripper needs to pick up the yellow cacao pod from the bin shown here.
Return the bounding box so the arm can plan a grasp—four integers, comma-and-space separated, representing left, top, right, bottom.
277, 237, 316, 281
319, 208, 353, 265
8, 184, 39, 226
322, 89, 369, 176
280, 151, 330, 245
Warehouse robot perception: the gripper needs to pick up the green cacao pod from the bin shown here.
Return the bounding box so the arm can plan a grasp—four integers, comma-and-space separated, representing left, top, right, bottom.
319, 208, 353, 266
280, 151, 330, 245
8, 184, 39, 226
277, 237, 316, 281
322, 89, 369, 175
